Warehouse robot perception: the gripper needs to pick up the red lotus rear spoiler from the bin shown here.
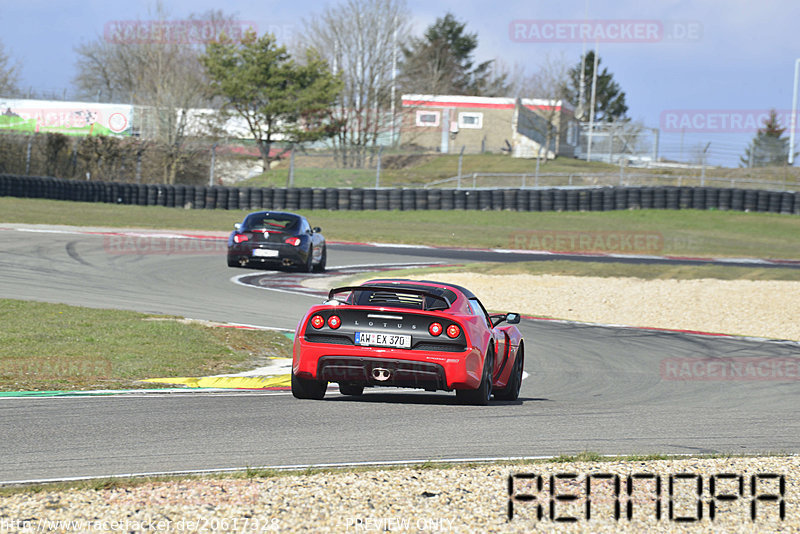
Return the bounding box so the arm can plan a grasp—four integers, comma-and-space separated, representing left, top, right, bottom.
327, 285, 452, 310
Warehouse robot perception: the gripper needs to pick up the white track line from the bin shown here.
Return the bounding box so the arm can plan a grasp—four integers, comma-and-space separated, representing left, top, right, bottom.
0, 454, 705, 487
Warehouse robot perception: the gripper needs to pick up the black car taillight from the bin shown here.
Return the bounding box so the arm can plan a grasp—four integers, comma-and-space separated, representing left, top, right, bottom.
233, 234, 249, 243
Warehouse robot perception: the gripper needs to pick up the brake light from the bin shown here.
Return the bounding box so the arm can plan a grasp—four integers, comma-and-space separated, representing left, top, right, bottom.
428, 322, 443, 336
327, 315, 341, 329
446, 324, 460, 338
284, 237, 301, 246
310, 315, 325, 329
233, 234, 249, 243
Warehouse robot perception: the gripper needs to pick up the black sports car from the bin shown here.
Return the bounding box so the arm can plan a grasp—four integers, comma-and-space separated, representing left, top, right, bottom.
227, 211, 326, 272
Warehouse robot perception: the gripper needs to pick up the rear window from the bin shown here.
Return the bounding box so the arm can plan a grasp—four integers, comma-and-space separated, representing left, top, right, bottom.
349, 285, 457, 310
243, 213, 299, 232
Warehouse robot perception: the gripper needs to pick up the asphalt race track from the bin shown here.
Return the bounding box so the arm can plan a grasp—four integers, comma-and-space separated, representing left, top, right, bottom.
0, 227, 799, 483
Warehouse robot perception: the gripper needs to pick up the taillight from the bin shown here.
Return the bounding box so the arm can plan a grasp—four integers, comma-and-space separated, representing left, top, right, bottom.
327, 315, 341, 329
284, 237, 301, 246
310, 315, 325, 329
428, 322, 443, 336
446, 324, 460, 338
233, 234, 249, 243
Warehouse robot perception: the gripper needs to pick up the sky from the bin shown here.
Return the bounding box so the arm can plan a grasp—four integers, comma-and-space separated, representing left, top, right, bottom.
1, 0, 799, 167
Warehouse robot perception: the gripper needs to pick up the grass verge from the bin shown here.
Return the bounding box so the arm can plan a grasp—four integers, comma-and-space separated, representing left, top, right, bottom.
1, 197, 799, 259
0, 299, 293, 392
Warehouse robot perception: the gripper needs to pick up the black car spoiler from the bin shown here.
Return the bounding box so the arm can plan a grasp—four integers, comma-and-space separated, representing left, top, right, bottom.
327, 285, 452, 310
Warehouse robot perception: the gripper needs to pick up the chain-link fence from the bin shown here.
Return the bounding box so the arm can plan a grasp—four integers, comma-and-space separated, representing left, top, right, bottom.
2, 132, 799, 192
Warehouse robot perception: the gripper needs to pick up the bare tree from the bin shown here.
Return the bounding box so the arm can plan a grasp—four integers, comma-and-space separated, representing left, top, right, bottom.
72, 8, 228, 183
518, 52, 571, 163
0, 40, 20, 97
301, 0, 410, 167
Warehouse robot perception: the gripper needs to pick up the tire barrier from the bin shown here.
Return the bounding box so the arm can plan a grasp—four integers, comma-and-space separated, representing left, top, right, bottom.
312, 188, 325, 210
441, 189, 454, 210
0, 175, 797, 215
389, 189, 402, 210
462, 190, 475, 210
338, 188, 351, 210
428, 188, 441, 210
414, 189, 428, 211
299, 187, 313, 210
375, 189, 389, 210
402, 188, 417, 210
363, 188, 377, 210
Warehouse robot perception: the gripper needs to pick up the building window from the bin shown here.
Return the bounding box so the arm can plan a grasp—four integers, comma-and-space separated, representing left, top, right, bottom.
458, 112, 483, 129
416, 110, 440, 127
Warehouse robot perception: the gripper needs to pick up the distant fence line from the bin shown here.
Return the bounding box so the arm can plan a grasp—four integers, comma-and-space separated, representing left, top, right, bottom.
1, 174, 798, 215
426, 172, 800, 192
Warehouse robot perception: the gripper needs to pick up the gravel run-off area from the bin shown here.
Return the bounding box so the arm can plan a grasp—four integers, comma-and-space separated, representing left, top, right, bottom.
0, 457, 797, 533
402, 273, 800, 342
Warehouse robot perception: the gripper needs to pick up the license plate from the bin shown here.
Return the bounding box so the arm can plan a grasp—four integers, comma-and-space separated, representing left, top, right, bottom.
252, 248, 279, 258
355, 332, 411, 349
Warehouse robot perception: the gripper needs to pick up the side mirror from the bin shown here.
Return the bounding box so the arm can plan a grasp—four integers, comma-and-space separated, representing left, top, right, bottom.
313, 226, 322, 233
492, 312, 521, 327
234, 223, 241, 230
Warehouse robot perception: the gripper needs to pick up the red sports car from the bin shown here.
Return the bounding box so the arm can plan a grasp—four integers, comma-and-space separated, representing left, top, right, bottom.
291, 279, 524, 405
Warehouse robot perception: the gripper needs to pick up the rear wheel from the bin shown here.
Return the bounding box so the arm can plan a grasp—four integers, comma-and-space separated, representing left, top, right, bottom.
227, 256, 239, 267
456, 349, 494, 406
313, 245, 327, 273
338, 383, 364, 396
494, 345, 523, 401
302, 246, 314, 272
291, 373, 327, 399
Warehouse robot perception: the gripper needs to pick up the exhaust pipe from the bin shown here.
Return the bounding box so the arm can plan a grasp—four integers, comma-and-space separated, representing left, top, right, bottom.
372, 368, 392, 381
282, 258, 292, 267
239, 257, 248, 266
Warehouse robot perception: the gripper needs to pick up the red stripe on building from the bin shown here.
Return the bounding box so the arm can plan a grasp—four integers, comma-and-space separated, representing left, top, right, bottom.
402, 99, 561, 112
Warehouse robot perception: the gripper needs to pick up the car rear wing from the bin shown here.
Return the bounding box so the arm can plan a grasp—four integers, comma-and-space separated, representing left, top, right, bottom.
327, 285, 452, 311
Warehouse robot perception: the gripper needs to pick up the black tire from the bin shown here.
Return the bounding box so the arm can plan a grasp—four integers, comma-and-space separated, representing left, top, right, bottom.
313, 245, 327, 273
456, 348, 493, 406
227, 256, 239, 268
493, 345, 523, 401
302, 246, 314, 272
291, 373, 327, 399
338, 383, 364, 396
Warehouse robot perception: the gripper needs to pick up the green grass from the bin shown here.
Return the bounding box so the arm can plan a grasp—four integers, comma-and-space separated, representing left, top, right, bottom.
0, 299, 293, 391
241, 152, 622, 188
2, 197, 798, 259
233, 150, 800, 190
